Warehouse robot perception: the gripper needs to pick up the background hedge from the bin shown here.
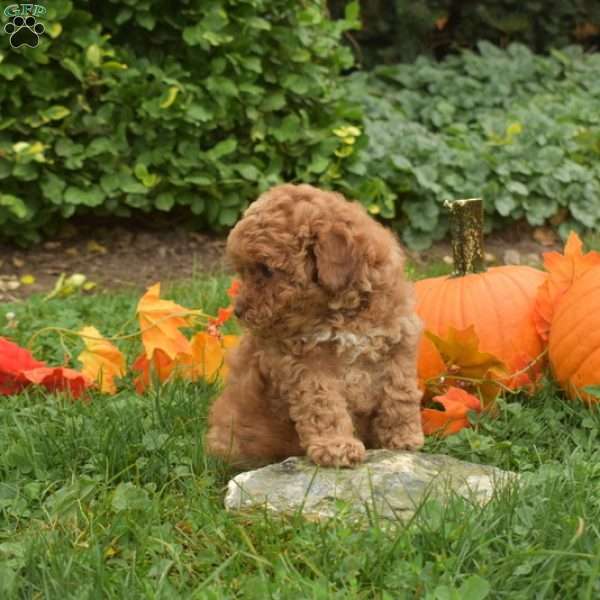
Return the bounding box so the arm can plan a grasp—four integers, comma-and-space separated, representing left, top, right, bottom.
329, 0, 600, 66
343, 43, 600, 249
1, 1, 600, 248
0, 0, 361, 244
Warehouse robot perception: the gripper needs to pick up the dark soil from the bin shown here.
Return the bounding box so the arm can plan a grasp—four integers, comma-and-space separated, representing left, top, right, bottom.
0, 219, 560, 303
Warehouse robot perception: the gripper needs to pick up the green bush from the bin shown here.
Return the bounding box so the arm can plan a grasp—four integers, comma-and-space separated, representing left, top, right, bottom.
329, 0, 600, 66
339, 43, 600, 249
0, 0, 362, 244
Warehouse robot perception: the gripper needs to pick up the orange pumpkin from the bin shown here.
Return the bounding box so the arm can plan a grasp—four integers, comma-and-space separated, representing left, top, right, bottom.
416, 266, 547, 383
414, 198, 546, 387
548, 265, 600, 403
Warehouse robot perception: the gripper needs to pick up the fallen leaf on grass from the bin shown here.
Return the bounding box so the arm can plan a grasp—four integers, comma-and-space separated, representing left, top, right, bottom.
78, 326, 125, 394
180, 332, 239, 381
132, 349, 176, 394
0, 337, 46, 395
137, 283, 193, 360
21, 366, 92, 399
425, 326, 508, 406
132, 334, 240, 393
86, 240, 108, 254
421, 386, 482, 436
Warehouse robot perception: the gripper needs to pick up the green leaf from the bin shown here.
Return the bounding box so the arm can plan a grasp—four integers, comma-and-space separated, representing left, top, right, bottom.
112, 482, 151, 513
85, 44, 102, 67
186, 104, 213, 122
272, 114, 302, 142
41, 105, 71, 121
583, 386, 600, 399
261, 93, 286, 111
40, 173, 66, 203
207, 138, 237, 160
64, 186, 105, 207
281, 74, 311, 95
186, 175, 213, 186
136, 12, 156, 30
459, 575, 490, 600
61, 58, 83, 81
190, 197, 205, 215
155, 193, 174, 211
506, 181, 528, 196
495, 194, 517, 216
345, 1, 360, 23
235, 164, 260, 181
218, 207, 239, 226
0, 194, 28, 219
0, 64, 24, 80
134, 164, 148, 180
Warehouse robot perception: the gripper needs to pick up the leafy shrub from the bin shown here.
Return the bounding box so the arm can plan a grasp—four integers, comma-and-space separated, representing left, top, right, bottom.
339, 43, 600, 249
329, 0, 600, 65
0, 0, 361, 243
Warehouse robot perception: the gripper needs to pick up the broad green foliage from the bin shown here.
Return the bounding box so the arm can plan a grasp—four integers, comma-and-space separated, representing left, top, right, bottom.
0, 0, 361, 243
346, 43, 600, 249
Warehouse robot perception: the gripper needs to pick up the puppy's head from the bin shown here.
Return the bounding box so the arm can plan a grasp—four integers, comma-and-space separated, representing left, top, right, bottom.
226, 184, 403, 335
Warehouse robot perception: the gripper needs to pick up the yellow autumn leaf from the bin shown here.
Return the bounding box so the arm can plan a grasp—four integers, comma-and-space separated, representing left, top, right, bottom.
137, 283, 194, 360
78, 326, 126, 394
160, 86, 180, 109
20, 274, 36, 285
178, 332, 239, 382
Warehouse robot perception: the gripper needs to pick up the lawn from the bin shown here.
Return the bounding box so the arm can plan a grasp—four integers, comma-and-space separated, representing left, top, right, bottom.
1, 272, 599, 599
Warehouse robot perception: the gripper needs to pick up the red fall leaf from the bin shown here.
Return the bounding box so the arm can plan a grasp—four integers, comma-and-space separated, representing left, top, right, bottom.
421, 386, 482, 437
0, 337, 46, 395
21, 366, 92, 400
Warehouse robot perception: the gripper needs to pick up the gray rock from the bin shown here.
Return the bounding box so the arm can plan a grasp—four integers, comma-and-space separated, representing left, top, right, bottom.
224, 450, 516, 522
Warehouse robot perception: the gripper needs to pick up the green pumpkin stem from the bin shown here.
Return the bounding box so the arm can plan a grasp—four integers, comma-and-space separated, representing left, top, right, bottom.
444, 197, 486, 277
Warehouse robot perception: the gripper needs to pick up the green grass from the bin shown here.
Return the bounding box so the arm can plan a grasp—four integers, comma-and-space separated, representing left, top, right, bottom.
1, 275, 600, 599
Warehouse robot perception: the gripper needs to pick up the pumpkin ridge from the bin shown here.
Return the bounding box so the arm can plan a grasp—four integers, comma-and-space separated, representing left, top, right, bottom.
481, 272, 507, 363
552, 329, 600, 382
570, 338, 600, 382
432, 279, 448, 337
549, 278, 600, 358
497, 268, 540, 367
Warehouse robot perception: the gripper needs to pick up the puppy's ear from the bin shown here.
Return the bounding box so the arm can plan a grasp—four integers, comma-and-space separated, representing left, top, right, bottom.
312, 223, 359, 293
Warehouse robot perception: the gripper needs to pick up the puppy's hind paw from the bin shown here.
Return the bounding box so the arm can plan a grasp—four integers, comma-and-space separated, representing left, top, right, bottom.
307, 437, 366, 468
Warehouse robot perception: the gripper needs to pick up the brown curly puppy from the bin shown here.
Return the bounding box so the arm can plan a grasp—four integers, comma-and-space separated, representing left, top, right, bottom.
206, 184, 424, 468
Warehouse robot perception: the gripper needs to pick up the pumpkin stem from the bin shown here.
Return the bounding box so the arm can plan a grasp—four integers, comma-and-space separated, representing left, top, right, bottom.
444, 198, 486, 276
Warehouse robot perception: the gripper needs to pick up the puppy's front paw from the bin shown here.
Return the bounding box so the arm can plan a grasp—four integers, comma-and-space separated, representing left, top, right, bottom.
382, 429, 424, 451
307, 437, 366, 468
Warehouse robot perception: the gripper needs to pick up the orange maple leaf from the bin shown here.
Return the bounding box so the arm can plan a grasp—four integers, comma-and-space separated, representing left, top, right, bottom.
132, 348, 176, 394
137, 283, 193, 360
421, 386, 482, 437
178, 332, 239, 382
210, 306, 234, 328
21, 367, 92, 400
534, 232, 600, 341
424, 326, 508, 406
77, 326, 126, 394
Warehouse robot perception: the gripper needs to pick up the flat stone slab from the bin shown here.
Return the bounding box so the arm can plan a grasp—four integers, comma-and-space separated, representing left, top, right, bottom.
225, 449, 516, 522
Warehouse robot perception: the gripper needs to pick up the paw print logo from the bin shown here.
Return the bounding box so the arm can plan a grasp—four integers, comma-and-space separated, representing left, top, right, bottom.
4, 16, 45, 48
